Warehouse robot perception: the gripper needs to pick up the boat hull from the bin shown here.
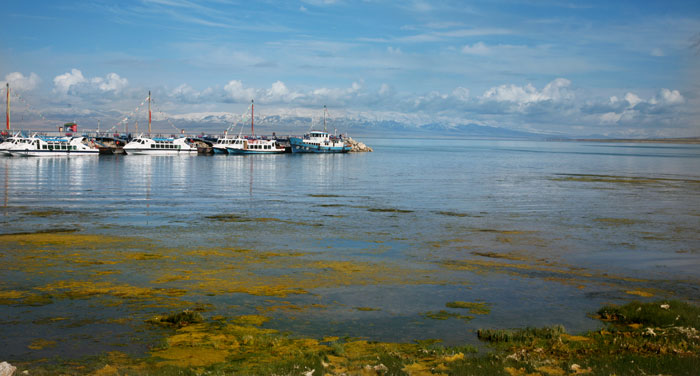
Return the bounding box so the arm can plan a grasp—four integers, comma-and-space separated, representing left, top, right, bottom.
289, 137, 350, 153
226, 147, 284, 155
212, 146, 229, 154
9, 150, 99, 157
123, 148, 198, 155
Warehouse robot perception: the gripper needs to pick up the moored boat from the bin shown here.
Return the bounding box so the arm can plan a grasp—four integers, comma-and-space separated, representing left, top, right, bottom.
0, 133, 32, 156
8, 136, 100, 157
123, 135, 198, 155
226, 137, 285, 154
224, 100, 285, 155
289, 131, 350, 153
289, 106, 350, 153
212, 136, 245, 154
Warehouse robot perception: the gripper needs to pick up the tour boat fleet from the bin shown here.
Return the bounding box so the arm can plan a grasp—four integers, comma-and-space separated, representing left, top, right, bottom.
1, 100, 354, 156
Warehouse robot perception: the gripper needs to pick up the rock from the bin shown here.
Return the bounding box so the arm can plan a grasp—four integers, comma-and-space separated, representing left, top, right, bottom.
0, 362, 16, 376
374, 363, 389, 372
345, 137, 373, 152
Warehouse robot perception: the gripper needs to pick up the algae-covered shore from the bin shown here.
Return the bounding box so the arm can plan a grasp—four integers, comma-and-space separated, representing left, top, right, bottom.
1, 143, 699, 374
6, 300, 700, 375
1, 226, 699, 375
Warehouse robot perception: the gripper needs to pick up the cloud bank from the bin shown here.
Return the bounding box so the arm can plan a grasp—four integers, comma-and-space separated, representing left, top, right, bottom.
3, 69, 697, 138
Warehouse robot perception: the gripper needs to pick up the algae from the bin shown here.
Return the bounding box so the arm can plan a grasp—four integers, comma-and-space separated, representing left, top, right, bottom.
445, 301, 492, 315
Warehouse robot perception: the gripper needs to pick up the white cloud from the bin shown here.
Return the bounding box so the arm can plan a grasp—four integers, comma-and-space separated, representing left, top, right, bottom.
53, 69, 128, 95
262, 81, 304, 103
387, 46, 402, 54
301, 0, 338, 5
650, 48, 665, 57
4, 72, 41, 91
53, 69, 87, 94
655, 88, 684, 105
624, 92, 642, 107
299, 5, 307, 12
461, 42, 490, 55
224, 80, 256, 103
379, 83, 392, 96
600, 112, 622, 124
482, 78, 573, 106
452, 87, 469, 101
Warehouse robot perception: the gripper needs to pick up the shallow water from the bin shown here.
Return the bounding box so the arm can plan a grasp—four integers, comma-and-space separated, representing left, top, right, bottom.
1, 138, 699, 360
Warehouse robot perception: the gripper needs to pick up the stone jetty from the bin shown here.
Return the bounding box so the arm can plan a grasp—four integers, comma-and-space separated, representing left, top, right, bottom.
346, 137, 373, 152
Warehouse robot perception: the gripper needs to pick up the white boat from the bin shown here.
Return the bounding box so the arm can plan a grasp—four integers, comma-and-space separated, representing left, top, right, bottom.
123, 135, 197, 155
0, 133, 33, 156
226, 137, 285, 155
212, 136, 244, 154
9, 136, 100, 157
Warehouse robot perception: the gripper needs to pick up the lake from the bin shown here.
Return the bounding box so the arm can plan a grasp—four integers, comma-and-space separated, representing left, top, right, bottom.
1, 138, 699, 361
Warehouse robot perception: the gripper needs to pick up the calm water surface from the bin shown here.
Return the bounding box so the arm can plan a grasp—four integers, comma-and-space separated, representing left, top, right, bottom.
1, 138, 699, 360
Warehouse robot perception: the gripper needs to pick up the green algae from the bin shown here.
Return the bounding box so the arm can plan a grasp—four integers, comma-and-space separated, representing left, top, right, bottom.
423, 310, 474, 322
17, 301, 700, 376
552, 173, 700, 185
445, 301, 491, 315
367, 207, 414, 213
22, 209, 80, 217
147, 310, 204, 328
594, 217, 644, 225
355, 306, 381, 312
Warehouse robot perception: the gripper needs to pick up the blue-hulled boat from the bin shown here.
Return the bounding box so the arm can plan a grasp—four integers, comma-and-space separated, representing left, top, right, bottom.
289, 106, 350, 153
289, 131, 350, 153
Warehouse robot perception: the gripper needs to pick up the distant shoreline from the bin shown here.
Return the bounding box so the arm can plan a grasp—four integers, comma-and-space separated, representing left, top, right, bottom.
551, 137, 700, 144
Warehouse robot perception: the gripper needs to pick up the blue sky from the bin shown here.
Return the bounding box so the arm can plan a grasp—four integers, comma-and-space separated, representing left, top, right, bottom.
2, 0, 699, 137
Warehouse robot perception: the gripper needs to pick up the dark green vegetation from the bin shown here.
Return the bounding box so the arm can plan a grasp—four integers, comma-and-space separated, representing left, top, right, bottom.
13, 300, 700, 375
147, 309, 204, 328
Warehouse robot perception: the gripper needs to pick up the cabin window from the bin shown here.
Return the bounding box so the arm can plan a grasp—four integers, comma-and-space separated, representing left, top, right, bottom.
150, 144, 155, 148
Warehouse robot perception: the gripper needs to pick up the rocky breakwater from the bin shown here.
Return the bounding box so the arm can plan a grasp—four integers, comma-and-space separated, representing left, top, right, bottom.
346, 137, 373, 152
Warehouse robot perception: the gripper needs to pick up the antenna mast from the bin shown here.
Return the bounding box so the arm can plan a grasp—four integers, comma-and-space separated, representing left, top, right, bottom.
5, 83, 9, 131
148, 90, 152, 135
251, 99, 254, 136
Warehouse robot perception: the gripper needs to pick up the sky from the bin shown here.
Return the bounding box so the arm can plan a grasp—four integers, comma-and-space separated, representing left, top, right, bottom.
2, 0, 700, 137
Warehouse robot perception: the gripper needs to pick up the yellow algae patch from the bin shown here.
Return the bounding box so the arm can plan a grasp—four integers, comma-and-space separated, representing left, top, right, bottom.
536, 365, 566, 376
445, 301, 491, 315
0, 232, 142, 249
0, 290, 25, 299
233, 314, 269, 326
594, 218, 641, 225
28, 339, 57, 350
561, 334, 591, 342
625, 290, 654, 297
505, 367, 540, 376
443, 352, 465, 362
402, 362, 435, 376
91, 364, 119, 376
36, 280, 158, 299
472, 251, 527, 261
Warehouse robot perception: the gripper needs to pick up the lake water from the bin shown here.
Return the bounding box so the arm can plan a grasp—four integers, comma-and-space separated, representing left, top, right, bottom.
1, 138, 699, 361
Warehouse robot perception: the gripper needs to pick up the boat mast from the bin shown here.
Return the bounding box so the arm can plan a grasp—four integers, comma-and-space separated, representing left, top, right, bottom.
251, 99, 254, 137
148, 90, 152, 136
5, 83, 9, 131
